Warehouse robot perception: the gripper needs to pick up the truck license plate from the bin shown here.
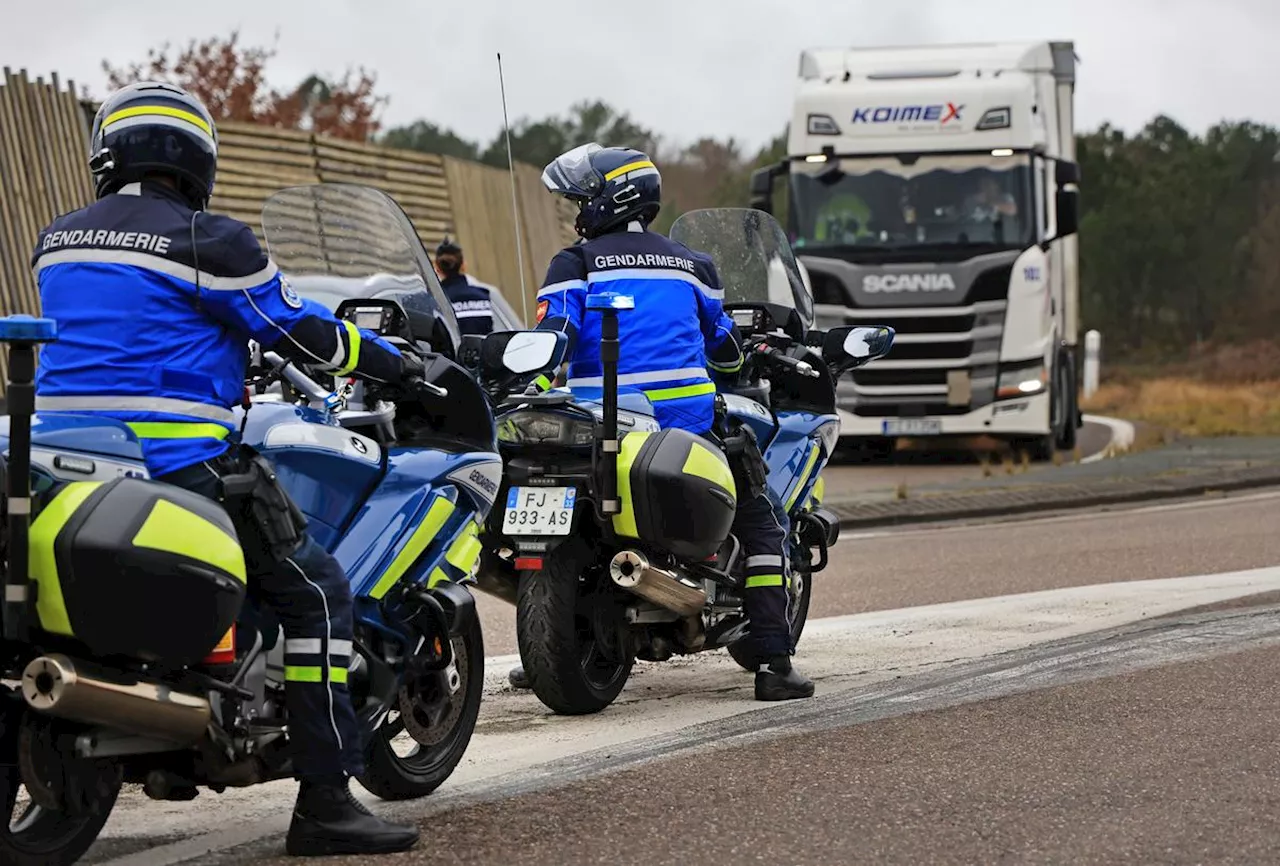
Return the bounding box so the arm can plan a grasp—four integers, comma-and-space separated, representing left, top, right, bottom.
883, 418, 942, 436
504, 486, 576, 536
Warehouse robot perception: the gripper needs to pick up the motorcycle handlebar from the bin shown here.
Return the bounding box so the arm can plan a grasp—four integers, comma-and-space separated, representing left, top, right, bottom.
261, 351, 335, 404
753, 344, 820, 379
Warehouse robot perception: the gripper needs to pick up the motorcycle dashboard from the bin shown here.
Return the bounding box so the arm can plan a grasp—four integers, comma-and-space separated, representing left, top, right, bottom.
336, 300, 410, 340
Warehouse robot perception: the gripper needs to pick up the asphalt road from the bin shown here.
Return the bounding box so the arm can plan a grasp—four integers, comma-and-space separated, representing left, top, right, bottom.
475, 489, 1280, 657
84, 488, 1280, 865
289, 640, 1280, 866
819, 417, 1115, 502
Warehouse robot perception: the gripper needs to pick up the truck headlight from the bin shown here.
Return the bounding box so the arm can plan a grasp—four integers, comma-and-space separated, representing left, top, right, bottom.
497, 411, 595, 446
997, 363, 1047, 399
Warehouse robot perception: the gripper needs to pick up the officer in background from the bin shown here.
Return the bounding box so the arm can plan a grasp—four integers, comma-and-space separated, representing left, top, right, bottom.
435, 237, 499, 336
508, 143, 814, 702
32, 81, 421, 858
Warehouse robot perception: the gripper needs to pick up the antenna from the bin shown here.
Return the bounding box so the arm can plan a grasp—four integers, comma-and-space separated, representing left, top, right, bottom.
497, 52, 530, 325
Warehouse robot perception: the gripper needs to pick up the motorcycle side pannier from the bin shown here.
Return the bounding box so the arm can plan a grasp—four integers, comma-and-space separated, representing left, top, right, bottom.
613, 428, 737, 561
28, 476, 247, 664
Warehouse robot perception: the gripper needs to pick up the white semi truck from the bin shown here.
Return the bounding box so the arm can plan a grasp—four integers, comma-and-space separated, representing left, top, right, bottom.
750, 41, 1082, 459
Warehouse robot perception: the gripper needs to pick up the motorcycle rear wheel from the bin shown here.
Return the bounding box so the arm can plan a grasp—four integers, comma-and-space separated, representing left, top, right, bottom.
356, 613, 485, 801
0, 758, 119, 866
516, 538, 633, 715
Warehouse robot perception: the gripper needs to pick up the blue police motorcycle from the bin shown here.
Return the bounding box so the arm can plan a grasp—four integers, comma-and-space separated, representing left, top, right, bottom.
0, 183, 566, 865
476, 207, 894, 715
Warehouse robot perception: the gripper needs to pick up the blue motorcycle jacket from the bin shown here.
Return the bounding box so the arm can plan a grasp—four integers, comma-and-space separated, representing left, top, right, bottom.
534, 223, 743, 433
33, 181, 404, 477
440, 272, 497, 337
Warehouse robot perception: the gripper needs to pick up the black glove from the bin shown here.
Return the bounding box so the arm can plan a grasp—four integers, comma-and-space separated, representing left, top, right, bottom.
398, 350, 426, 380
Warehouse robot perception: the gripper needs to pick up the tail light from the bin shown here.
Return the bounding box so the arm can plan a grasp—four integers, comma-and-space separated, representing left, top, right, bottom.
204, 625, 236, 666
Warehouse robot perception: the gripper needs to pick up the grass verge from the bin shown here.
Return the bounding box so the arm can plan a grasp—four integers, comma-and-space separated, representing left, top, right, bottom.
1083, 378, 1280, 437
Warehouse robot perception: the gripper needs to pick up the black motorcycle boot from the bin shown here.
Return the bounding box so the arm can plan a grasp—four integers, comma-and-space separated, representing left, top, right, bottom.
509, 665, 531, 689
285, 775, 420, 857
754, 655, 815, 701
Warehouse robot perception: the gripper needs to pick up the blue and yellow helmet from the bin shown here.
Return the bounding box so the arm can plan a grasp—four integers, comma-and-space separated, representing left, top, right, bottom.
541, 143, 662, 239
88, 81, 219, 209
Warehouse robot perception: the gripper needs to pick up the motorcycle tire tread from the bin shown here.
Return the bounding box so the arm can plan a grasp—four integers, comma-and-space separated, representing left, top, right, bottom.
515, 537, 632, 715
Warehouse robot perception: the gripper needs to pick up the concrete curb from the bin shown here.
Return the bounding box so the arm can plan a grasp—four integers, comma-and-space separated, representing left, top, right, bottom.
828, 464, 1280, 528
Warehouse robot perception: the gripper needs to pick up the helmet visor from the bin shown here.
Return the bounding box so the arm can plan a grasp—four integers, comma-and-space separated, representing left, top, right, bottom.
541, 142, 604, 199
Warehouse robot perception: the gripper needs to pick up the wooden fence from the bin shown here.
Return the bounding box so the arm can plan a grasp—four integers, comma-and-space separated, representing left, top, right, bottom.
0, 69, 576, 348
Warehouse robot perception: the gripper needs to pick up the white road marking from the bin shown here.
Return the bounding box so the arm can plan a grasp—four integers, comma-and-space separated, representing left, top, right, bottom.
1080, 413, 1136, 463
93, 566, 1280, 866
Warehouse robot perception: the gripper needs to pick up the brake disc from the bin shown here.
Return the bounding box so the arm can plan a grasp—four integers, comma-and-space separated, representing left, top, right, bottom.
397, 635, 468, 748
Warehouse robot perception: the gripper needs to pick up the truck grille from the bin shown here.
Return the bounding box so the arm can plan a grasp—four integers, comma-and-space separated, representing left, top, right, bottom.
840, 299, 1006, 417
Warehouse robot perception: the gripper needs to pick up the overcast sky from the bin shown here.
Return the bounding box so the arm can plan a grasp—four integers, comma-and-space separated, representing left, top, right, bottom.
3, 0, 1277, 152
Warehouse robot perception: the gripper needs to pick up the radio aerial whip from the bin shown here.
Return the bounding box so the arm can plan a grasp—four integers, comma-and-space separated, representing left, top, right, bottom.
497, 52, 530, 325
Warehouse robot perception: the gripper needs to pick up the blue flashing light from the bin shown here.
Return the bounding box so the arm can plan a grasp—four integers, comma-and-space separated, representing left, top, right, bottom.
0, 316, 57, 343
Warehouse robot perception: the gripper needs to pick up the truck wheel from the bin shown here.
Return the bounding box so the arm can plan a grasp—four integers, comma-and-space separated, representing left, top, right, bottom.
1054, 355, 1079, 452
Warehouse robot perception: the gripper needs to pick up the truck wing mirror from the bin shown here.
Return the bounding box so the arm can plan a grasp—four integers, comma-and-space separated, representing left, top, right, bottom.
1054, 189, 1080, 239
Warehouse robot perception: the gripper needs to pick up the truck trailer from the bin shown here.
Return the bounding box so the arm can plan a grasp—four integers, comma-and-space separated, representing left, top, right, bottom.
751, 41, 1082, 459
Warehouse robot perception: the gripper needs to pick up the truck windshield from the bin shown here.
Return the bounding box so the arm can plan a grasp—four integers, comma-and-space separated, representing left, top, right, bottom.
788, 153, 1034, 255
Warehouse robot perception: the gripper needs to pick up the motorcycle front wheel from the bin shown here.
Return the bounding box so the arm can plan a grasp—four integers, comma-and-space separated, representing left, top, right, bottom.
357, 612, 485, 801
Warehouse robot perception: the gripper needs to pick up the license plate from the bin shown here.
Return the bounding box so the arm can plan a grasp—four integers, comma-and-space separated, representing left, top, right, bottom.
883, 418, 942, 436
503, 486, 576, 536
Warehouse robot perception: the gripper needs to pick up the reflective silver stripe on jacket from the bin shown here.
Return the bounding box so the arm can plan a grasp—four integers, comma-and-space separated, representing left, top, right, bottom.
35, 395, 237, 423
566, 366, 709, 389
586, 267, 723, 301
34, 248, 279, 293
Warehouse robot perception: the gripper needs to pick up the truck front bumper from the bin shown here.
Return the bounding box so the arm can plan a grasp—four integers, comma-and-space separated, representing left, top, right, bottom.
837, 390, 1051, 440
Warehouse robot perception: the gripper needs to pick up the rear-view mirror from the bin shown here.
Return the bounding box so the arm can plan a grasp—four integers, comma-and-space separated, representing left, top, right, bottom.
747, 167, 768, 199
480, 330, 568, 377
1055, 159, 1080, 186
1054, 189, 1080, 238
822, 326, 895, 368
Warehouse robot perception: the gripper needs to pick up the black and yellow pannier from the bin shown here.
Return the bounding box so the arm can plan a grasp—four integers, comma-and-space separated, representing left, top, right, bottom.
612, 428, 737, 561
28, 476, 247, 664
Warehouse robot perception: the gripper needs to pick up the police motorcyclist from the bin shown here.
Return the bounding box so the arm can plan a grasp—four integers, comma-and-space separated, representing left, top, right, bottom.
507, 143, 814, 701
32, 81, 422, 857
435, 237, 499, 336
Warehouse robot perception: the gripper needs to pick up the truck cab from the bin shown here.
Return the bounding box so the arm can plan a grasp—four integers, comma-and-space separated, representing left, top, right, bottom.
751, 41, 1082, 458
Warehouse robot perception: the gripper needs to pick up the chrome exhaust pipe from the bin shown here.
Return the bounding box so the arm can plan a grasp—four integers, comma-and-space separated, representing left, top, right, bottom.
609, 550, 707, 618
21, 654, 212, 746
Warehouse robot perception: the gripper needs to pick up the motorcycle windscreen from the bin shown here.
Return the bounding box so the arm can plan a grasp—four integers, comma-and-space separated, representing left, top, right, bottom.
260, 183, 462, 356
667, 207, 815, 331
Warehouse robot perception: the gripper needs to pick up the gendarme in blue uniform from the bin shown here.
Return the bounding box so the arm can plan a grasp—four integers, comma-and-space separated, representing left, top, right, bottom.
535, 223, 740, 433
32, 181, 401, 477
440, 272, 498, 337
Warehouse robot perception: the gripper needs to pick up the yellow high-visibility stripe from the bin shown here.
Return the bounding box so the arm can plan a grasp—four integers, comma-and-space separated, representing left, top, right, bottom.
785, 445, 822, 511
103, 105, 213, 136
369, 496, 456, 600
644, 381, 716, 402
444, 522, 482, 576
604, 159, 655, 181
285, 665, 349, 684
30, 482, 102, 637
745, 574, 784, 589
132, 499, 246, 584
126, 422, 230, 440
337, 320, 362, 376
